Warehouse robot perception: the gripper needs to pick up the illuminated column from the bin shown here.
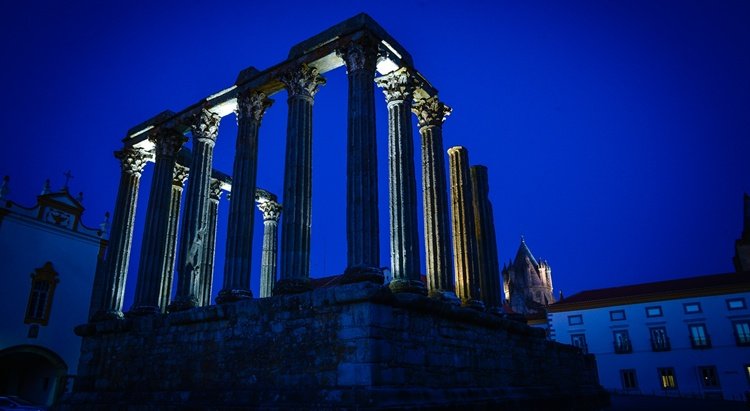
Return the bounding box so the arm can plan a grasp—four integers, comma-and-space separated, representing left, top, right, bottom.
257, 199, 282, 298
412, 95, 458, 302
131, 129, 186, 315
91, 147, 149, 320
337, 37, 382, 283
200, 178, 222, 306
159, 163, 189, 311
276, 64, 325, 295
448, 146, 484, 310
470, 165, 502, 313
170, 108, 221, 311
218, 91, 273, 303
375, 67, 424, 294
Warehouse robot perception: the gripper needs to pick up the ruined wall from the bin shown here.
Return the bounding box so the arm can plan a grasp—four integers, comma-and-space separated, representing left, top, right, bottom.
62, 282, 606, 410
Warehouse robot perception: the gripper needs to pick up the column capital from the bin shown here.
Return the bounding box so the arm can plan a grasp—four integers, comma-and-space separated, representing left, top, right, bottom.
114, 148, 149, 176
257, 200, 282, 222
375, 67, 416, 104
236, 91, 274, 123
150, 128, 187, 159
336, 36, 379, 74
191, 108, 221, 144
209, 178, 223, 201
412, 95, 452, 128
280, 64, 326, 100
172, 164, 189, 187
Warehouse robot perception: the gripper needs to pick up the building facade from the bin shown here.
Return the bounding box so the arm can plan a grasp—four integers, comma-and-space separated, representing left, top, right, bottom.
548, 272, 750, 401
0, 176, 107, 406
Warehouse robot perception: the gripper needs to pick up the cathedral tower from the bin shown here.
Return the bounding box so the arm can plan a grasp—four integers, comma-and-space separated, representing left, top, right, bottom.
502, 237, 555, 315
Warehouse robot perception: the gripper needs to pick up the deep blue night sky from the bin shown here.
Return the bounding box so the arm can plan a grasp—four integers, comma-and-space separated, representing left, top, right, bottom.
1, 1, 748, 303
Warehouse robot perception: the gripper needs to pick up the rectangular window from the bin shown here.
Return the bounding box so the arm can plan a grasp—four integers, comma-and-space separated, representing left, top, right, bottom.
658, 367, 677, 390
568, 315, 583, 326
698, 366, 720, 388
728, 298, 747, 310
646, 306, 663, 317
734, 321, 750, 346
610, 310, 626, 321
689, 324, 711, 348
649, 327, 670, 351
613, 330, 632, 353
684, 302, 702, 314
571, 334, 587, 353
620, 369, 638, 390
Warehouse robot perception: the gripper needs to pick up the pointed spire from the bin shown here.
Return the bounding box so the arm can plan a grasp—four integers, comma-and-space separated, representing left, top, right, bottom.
0, 176, 8, 200
76, 192, 84, 203
41, 179, 51, 195
559, 290, 564, 301
62, 170, 74, 191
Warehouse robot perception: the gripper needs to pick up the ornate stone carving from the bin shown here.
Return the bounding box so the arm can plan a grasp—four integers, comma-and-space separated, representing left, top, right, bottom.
257, 200, 282, 222
115, 148, 149, 176
412, 95, 452, 128
336, 38, 379, 73
375, 67, 415, 104
209, 179, 223, 201
151, 129, 187, 158
236, 91, 274, 123
172, 164, 189, 186
191, 108, 221, 143
279, 64, 326, 99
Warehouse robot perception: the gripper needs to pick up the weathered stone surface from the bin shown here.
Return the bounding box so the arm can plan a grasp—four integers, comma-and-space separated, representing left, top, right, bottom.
65, 283, 607, 410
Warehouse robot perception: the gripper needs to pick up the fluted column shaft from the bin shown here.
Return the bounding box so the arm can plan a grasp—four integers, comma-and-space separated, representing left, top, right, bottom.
131, 131, 185, 315
470, 165, 502, 312
159, 164, 189, 311
200, 179, 222, 306
258, 200, 282, 298
412, 96, 457, 301
170, 109, 221, 311
276, 64, 325, 295
338, 38, 381, 282
219, 92, 273, 303
91, 148, 148, 320
376, 67, 424, 294
448, 146, 484, 309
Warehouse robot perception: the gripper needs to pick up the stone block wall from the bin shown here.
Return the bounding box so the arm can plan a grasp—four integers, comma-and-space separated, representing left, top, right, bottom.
61, 282, 607, 410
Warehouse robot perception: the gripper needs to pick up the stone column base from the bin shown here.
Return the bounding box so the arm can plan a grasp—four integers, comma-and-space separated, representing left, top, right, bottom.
341, 266, 384, 285
216, 289, 253, 304
127, 306, 161, 316
273, 278, 313, 295
389, 279, 427, 295
167, 296, 199, 312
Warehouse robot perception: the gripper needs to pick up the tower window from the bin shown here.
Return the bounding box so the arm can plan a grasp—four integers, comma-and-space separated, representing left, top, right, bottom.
24, 262, 59, 326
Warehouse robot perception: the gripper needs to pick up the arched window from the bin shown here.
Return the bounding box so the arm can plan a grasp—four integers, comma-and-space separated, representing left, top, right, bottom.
24, 262, 59, 326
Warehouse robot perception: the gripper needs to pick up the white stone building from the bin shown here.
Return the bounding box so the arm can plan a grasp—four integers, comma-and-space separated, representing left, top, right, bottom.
0, 176, 107, 406
548, 272, 750, 401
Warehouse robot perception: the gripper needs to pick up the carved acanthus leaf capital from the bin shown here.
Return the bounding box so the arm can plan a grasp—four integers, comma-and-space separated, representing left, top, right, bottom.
191, 108, 221, 143
412, 95, 452, 128
336, 37, 379, 74
280, 64, 326, 99
236, 91, 274, 123
172, 164, 189, 186
115, 148, 149, 176
375, 67, 415, 104
257, 200, 282, 221
150, 128, 187, 158
209, 179, 223, 201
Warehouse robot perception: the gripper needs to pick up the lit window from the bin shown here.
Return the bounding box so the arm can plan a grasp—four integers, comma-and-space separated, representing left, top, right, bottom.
620, 369, 638, 390
613, 330, 632, 354
568, 315, 583, 326
698, 366, 720, 388
658, 367, 677, 390
688, 324, 711, 349
727, 298, 747, 310
683, 303, 702, 314
610, 310, 626, 321
571, 334, 587, 353
646, 306, 663, 317
649, 327, 670, 351
24, 262, 59, 326
734, 321, 750, 346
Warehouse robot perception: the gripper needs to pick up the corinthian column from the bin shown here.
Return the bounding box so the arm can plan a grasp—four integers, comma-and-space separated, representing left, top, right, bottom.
412, 95, 458, 303
337, 37, 382, 283
170, 108, 221, 311
448, 146, 484, 310
275, 64, 325, 295
257, 199, 282, 298
90, 148, 149, 320
200, 178, 222, 306
375, 67, 424, 294
159, 163, 189, 311
470, 165, 502, 313
130, 129, 186, 315
218, 91, 273, 303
